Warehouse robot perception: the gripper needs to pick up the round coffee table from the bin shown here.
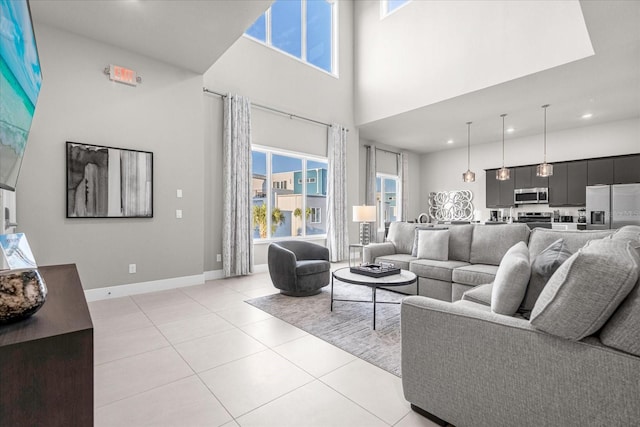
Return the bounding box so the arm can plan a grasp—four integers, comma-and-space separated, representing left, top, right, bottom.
331, 267, 418, 330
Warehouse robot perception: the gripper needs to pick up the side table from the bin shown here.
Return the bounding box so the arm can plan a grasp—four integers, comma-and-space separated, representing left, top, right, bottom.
348, 243, 365, 267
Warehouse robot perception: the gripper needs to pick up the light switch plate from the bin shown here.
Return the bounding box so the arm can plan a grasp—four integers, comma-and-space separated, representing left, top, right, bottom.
176, 209, 182, 219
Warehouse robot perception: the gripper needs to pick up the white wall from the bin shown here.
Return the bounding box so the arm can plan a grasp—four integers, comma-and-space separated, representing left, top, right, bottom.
203, 1, 357, 267
354, 0, 592, 125
19, 24, 205, 290
420, 118, 640, 221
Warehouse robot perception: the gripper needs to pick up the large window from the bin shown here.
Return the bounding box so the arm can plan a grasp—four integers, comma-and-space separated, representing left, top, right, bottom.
245, 0, 337, 75
252, 146, 328, 240
376, 174, 399, 229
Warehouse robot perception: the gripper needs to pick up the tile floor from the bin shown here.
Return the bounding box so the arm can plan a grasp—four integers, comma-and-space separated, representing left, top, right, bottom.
90, 264, 439, 427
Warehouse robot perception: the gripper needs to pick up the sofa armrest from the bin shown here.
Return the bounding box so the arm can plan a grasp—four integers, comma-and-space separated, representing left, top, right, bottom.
401, 296, 640, 427
363, 242, 396, 263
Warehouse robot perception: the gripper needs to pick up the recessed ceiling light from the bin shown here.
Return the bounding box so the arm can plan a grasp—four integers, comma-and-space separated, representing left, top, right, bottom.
506, 127, 515, 133
447, 139, 454, 144
582, 113, 593, 119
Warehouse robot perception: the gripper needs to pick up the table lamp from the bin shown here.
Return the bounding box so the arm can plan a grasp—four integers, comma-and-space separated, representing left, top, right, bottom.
353, 205, 377, 245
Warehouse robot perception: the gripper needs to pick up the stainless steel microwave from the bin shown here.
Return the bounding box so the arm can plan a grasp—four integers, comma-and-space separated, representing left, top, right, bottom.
514, 188, 548, 205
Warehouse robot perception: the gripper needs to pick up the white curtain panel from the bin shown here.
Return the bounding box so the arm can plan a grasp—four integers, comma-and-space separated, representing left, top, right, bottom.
222, 94, 253, 277
398, 151, 408, 221
365, 145, 379, 242
327, 124, 349, 262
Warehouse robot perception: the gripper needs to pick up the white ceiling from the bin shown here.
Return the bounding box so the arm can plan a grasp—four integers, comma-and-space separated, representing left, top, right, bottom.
30, 0, 273, 74
358, 0, 640, 153
29, 0, 640, 154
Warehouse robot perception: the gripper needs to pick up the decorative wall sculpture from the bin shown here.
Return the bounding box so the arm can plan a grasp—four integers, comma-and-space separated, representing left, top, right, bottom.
428, 190, 474, 222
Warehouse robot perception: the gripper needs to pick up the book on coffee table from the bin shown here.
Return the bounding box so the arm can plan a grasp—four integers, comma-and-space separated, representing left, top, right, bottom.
350, 263, 400, 278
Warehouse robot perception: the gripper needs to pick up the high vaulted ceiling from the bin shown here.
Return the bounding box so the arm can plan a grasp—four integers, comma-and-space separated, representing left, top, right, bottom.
30, 1, 640, 154
358, 0, 640, 153
30, 0, 273, 74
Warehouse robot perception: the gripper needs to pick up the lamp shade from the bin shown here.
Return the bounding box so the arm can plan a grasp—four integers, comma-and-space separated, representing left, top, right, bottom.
353, 205, 376, 222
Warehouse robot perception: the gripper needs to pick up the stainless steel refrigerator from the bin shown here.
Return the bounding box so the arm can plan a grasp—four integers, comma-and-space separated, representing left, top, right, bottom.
586, 184, 640, 230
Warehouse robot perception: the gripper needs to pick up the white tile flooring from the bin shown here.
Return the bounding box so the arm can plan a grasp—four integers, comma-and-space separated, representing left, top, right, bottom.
90, 264, 439, 427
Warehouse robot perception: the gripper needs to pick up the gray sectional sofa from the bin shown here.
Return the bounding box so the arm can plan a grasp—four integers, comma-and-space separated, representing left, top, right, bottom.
388, 223, 640, 426
364, 222, 612, 301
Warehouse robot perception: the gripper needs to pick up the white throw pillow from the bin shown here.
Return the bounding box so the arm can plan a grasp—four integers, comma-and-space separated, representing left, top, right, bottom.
417, 229, 449, 261
491, 241, 531, 316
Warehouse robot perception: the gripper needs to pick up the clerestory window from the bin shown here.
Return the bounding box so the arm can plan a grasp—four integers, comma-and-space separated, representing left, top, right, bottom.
245, 0, 337, 75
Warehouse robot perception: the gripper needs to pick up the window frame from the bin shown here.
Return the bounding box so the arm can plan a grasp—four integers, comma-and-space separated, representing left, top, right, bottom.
252, 144, 328, 243
244, 0, 339, 77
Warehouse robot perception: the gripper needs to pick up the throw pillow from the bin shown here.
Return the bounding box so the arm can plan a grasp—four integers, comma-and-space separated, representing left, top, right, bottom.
519, 238, 572, 318
599, 281, 640, 357
416, 229, 449, 261
410, 227, 441, 256
530, 239, 640, 341
491, 241, 531, 315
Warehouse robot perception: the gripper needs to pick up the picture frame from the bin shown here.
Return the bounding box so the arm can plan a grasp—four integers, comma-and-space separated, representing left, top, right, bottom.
66, 141, 153, 218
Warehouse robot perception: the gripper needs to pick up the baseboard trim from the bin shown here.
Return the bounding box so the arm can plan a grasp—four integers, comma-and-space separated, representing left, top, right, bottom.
204, 269, 225, 281
253, 264, 268, 273
84, 274, 205, 302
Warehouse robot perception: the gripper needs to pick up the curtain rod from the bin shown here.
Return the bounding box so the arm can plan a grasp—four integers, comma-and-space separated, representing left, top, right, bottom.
364, 144, 400, 156
203, 87, 348, 132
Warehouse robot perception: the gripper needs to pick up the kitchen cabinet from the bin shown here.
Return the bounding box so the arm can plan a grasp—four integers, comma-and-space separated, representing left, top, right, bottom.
549, 161, 587, 207
587, 158, 614, 185
486, 169, 515, 208
613, 155, 640, 184
567, 161, 587, 206
514, 166, 549, 189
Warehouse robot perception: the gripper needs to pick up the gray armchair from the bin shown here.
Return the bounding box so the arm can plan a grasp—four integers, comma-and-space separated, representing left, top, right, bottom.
268, 241, 330, 296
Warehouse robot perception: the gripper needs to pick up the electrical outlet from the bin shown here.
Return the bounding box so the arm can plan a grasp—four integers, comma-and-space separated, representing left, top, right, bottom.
216, 254, 221, 262
177, 189, 183, 198
129, 264, 136, 274
176, 209, 182, 219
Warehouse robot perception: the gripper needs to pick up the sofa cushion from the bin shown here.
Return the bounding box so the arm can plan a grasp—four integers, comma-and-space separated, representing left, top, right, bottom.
528, 228, 614, 259
417, 229, 449, 261
608, 225, 640, 243
462, 283, 493, 306
387, 222, 420, 255
469, 224, 530, 266
296, 260, 330, 276
600, 281, 640, 357
530, 239, 640, 340
410, 259, 469, 282
452, 264, 499, 286
520, 238, 572, 316
374, 254, 417, 270
491, 242, 531, 315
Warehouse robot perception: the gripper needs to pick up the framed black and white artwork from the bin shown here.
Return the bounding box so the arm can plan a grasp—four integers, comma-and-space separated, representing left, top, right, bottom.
66, 141, 153, 218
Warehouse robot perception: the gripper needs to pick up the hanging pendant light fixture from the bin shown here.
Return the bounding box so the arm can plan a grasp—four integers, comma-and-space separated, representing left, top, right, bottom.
462, 121, 475, 182
536, 104, 554, 177
496, 113, 510, 181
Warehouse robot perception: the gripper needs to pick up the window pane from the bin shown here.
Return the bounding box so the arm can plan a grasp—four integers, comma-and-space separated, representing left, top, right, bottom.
383, 179, 398, 223
272, 154, 302, 237
387, 0, 410, 15
271, 0, 302, 58
246, 13, 267, 42
305, 161, 327, 235
252, 151, 268, 239
306, 0, 332, 72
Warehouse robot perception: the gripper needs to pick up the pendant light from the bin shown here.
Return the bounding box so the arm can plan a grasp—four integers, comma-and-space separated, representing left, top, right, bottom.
536, 104, 554, 177
496, 113, 510, 180
462, 121, 475, 182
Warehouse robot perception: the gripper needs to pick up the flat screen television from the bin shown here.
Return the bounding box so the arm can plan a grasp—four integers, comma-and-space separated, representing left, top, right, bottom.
0, 0, 42, 191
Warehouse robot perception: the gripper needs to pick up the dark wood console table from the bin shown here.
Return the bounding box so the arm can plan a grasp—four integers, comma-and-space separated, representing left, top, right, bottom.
0, 264, 93, 426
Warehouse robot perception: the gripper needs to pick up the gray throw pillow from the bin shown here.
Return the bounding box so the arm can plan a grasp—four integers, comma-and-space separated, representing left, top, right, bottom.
530, 239, 640, 341
416, 229, 449, 261
599, 281, 640, 357
519, 238, 572, 318
410, 227, 440, 256
491, 241, 531, 315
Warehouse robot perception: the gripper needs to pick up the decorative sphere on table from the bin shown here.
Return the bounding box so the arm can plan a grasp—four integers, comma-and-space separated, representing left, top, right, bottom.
0, 269, 48, 323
